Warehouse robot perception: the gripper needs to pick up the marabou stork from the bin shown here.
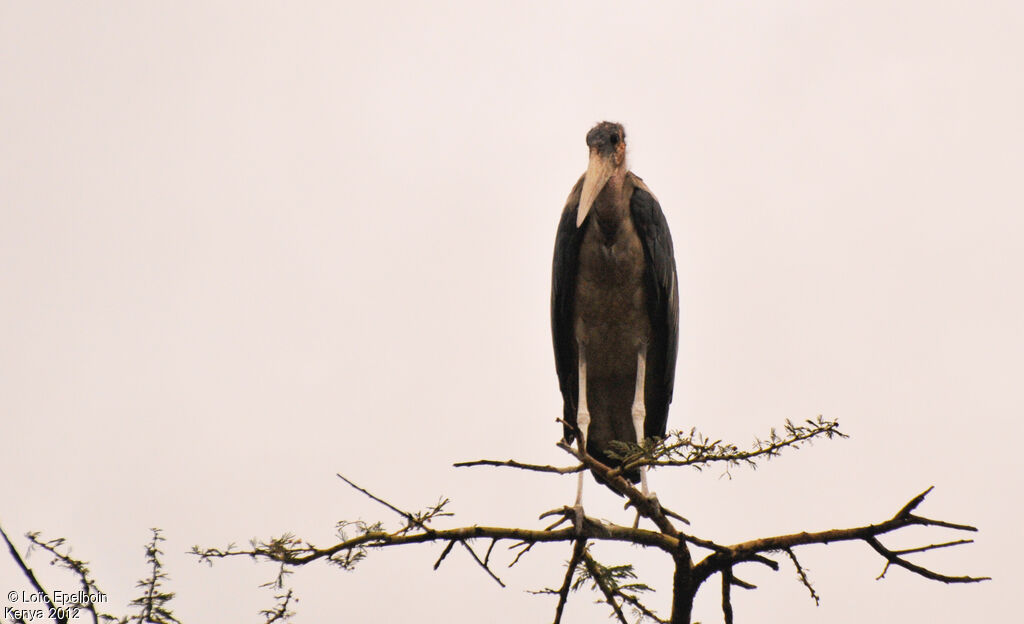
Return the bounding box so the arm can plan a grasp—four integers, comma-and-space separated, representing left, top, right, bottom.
551, 121, 679, 512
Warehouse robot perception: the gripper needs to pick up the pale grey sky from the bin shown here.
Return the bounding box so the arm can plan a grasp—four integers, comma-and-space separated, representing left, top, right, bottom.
1, 2, 1020, 622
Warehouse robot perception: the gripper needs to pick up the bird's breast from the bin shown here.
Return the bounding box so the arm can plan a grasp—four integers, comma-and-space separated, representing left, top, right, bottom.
573, 213, 651, 374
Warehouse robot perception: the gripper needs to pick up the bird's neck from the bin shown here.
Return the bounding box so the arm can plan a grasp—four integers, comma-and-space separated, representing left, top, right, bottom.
593, 170, 630, 240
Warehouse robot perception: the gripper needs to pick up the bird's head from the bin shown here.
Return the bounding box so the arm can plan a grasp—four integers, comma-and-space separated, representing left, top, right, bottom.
578, 121, 627, 227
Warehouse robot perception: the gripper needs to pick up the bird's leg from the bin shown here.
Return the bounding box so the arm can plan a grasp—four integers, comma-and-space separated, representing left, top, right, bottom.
630, 345, 656, 528
573, 343, 590, 532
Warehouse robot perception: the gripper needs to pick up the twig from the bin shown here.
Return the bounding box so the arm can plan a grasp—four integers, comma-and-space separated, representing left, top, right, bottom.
552, 540, 586, 624
259, 588, 295, 624
721, 567, 734, 624
433, 541, 456, 570
784, 548, 820, 605
1, 526, 68, 624
20, 531, 107, 624
508, 541, 535, 568
483, 538, 497, 567
337, 473, 448, 532
694, 487, 988, 590
729, 575, 757, 590
866, 537, 990, 584
454, 459, 584, 474
194, 520, 677, 566
892, 539, 974, 557
337, 473, 504, 585
460, 540, 506, 588
580, 550, 629, 624
643, 418, 847, 471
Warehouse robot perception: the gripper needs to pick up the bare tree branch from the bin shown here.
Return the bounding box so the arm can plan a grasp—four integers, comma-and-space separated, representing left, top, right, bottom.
460, 540, 506, 588
182, 421, 986, 624
508, 540, 536, 568
694, 487, 988, 589
454, 459, 584, 474
580, 550, 629, 624
557, 441, 687, 535
866, 537, 989, 584
721, 567, 734, 624
579, 548, 665, 624
259, 588, 295, 624
784, 548, 820, 606
432, 540, 456, 570
1, 525, 67, 624
192, 520, 677, 564
548, 536, 589, 622
622, 418, 847, 474
336, 473, 505, 585
3, 525, 187, 624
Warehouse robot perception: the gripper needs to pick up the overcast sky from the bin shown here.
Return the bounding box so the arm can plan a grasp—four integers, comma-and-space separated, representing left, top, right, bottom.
1, 2, 1020, 622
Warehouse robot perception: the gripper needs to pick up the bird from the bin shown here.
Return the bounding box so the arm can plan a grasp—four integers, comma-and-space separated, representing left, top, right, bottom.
551, 121, 679, 514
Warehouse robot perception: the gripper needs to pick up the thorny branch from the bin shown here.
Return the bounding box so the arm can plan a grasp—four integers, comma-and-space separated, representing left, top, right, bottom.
784, 548, 820, 606
721, 567, 734, 624
692, 485, 988, 623
550, 539, 586, 624
186, 422, 986, 623
2, 525, 182, 624
2, 526, 69, 624
259, 588, 295, 624
579, 549, 630, 624
456, 418, 845, 486
579, 548, 665, 624
630, 416, 847, 475
452, 458, 584, 474
0, 419, 968, 624
333, 474, 509, 586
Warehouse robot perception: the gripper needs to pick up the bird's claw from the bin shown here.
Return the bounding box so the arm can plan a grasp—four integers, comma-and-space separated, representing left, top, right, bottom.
627, 492, 662, 528
539, 506, 568, 520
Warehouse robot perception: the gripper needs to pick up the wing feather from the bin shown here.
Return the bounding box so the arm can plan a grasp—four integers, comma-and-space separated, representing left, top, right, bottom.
627, 173, 679, 439
551, 175, 586, 441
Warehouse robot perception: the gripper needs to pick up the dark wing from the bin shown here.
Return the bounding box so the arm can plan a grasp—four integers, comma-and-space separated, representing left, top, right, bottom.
551, 175, 586, 443
628, 173, 679, 439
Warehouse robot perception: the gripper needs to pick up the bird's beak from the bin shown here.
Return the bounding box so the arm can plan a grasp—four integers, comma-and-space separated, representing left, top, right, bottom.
577, 149, 614, 227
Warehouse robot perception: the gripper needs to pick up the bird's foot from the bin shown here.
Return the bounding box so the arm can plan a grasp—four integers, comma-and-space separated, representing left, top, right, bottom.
627, 492, 661, 528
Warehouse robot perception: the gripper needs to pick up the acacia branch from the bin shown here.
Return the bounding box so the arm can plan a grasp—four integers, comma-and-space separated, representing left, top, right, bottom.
644, 417, 846, 471
557, 441, 687, 536
579, 548, 665, 624
454, 458, 584, 474
460, 540, 506, 587
20, 532, 105, 624
721, 567, 734, 624
259, 588, 295, 624
336, 474, 505, 585
694, 487, 989, 588
1, 526, 67, 624
580, 550, 629, 624
549, 540, 586, 624
457, 430, 694, 537
784, 548, 820, 606
459, 420, 848, 535
336, 473, 452, 533
186, 421, 984, 624
193, 521, 677, 565
508, 540, 536, 568
866, 537, 987, 584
